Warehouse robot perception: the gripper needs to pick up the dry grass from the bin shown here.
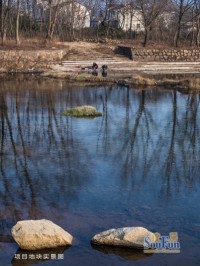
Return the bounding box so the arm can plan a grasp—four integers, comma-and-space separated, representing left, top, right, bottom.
157, 79, 180, 87
158, 78, 200, 90
63, 105, 102, 118
130, 75, 200, 90
180, 78, 200, 90
0, 38, 69, 50
42, 70, 200, 91
42, 71, 115, 84
131, 75, 155, 86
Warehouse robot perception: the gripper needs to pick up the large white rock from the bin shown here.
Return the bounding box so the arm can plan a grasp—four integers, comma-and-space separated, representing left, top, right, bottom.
91, 227, 156, 249
11, 219, 73, 250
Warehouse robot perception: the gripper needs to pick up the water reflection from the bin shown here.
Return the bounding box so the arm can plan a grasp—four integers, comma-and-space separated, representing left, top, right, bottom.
0, 80, 200, 213
0, 78, 200, 265
92, 245, 152, 261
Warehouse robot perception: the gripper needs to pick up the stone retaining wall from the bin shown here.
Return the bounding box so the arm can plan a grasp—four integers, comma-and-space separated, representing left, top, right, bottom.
117, 46, 200, 61
0, 49, 66, 72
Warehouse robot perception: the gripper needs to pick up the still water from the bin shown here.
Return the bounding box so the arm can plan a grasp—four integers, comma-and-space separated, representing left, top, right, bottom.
0, 77, 200, 266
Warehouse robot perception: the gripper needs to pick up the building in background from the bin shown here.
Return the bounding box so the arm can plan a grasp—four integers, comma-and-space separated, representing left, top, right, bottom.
90, 4, 145, 33
37, 0, 90, 29
116, 6, 145, 33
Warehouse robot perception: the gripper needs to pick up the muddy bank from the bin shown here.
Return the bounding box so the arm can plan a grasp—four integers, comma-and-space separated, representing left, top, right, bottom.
0, 68, 200, 92
41, 70, 200, 91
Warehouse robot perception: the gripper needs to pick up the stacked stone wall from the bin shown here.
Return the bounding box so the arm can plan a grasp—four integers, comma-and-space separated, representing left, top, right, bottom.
117, 46, 200, 61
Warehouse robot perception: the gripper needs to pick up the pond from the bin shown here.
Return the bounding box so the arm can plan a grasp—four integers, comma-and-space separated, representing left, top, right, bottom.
0, 77, 200, 266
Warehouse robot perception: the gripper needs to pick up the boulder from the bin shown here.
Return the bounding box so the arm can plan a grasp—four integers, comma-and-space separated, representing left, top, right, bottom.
63, 105, 102, 118
91, 227, 156, 249
11, 219, 73, 250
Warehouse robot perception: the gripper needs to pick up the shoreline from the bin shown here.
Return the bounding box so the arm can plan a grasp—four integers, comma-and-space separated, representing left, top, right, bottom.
1, 70, 200, 92
40, 69, 200, 92
1, 54, 200, 92
0, 42, 199, 92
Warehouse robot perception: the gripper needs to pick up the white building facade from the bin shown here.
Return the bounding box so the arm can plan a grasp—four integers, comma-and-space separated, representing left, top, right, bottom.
118, 9, 145, 32
37, 0, 90, 29
108, 6, 145, 33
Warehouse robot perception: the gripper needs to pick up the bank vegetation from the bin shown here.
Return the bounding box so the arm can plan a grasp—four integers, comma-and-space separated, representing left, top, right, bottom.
0, 0, 200, 47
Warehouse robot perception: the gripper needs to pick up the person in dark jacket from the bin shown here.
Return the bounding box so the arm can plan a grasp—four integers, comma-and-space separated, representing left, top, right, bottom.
92, 62, 98, 70
102, 64, 108, 77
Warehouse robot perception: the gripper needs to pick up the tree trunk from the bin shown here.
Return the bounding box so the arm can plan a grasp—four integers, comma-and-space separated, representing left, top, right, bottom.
173, 30, 178, 47
1, 0, 11, 44
196, 29, 200, 47
174, 0, 184, 47
129, 11, 133, 39
46, 0, 62, 41
0, 0, 2, 40
16, 0, 20, 44
190, 8, 195, 46
143, 27, 149, 47
96, 23, 100, 43
196, 15, 200, 47
69, 1, 75, 41
46, 3, 52, 41
105, 22, 110, 42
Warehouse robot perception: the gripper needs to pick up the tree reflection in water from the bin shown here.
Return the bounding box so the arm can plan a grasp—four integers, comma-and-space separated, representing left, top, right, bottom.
0, 78, 200, 252
0, 79, 93, 225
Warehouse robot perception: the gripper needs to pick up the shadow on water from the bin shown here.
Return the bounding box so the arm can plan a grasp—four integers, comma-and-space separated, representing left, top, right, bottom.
91, 244, 153, 261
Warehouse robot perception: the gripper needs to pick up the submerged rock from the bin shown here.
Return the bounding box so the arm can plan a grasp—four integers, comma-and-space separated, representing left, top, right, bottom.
11, 219, 73, 250
117, 79, 129, 86
91, 227, 156, 249
63, 105, 102, 118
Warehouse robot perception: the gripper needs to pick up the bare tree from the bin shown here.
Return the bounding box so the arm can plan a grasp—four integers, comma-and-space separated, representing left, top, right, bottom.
46, 0, 62, 41
0, 0, 2, 39
172, 0, 194, 47
0, 0, 12, 44
16, 0, 21, 44
194, 0, 200, 46
135, 0, 169, 46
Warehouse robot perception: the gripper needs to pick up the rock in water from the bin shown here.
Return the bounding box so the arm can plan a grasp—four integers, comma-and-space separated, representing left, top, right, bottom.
63, 105, 102, 117
11, 219, 73, 250
91, 227, 156, 249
